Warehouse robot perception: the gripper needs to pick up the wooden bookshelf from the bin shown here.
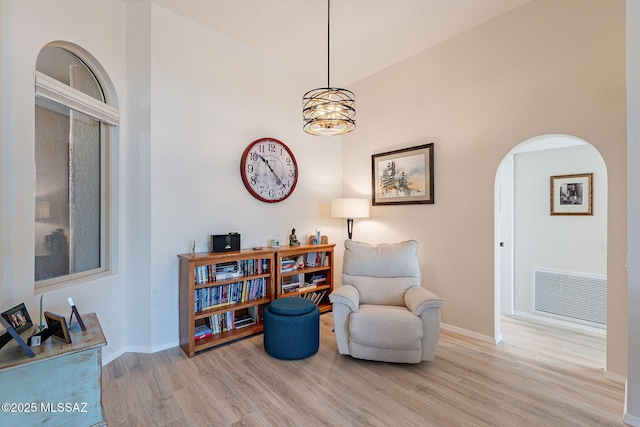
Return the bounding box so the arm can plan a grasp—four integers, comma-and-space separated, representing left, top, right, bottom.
178, 248, 276, 357
275, 243, 335, 313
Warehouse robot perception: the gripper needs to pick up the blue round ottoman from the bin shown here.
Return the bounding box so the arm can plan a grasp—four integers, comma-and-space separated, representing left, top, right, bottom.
263, 297, 320, 360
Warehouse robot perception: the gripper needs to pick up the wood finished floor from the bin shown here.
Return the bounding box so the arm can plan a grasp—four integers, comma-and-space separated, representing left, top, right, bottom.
102, 315, 625, 426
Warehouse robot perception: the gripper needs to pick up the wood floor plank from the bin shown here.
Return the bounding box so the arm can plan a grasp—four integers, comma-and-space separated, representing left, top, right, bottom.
103, 314, 625, 426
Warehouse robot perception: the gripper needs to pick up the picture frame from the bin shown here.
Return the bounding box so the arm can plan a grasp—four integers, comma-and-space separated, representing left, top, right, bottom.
44, 311, 72, 344
372, 143, 434, 205
0, 316, 35, 357
550, 173, 593, 216
1, 303, 33, 335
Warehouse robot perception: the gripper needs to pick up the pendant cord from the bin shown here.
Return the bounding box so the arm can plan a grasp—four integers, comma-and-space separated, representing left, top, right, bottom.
327, 0, 331, 88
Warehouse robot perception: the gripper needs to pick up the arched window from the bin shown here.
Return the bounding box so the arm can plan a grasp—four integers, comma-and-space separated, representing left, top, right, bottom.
34, 44, 118, 291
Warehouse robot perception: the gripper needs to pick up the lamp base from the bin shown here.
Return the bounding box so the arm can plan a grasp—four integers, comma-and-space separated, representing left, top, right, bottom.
347, 218, 354, 240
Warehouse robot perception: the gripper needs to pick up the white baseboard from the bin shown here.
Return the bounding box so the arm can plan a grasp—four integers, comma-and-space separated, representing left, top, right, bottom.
604, 369, 627, 384
513, 310, 606, 336
440, 322, 499, 344
624, 412, 640, 426
102, 347, 127, 366
102, 340, 180, 366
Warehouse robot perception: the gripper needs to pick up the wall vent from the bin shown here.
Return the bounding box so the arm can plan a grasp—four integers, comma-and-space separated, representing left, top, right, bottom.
534, 269, 606, 325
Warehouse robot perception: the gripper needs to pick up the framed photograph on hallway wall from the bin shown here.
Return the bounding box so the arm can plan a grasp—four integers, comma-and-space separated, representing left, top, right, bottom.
372, 143, 434, 206
550, 173, 593, 216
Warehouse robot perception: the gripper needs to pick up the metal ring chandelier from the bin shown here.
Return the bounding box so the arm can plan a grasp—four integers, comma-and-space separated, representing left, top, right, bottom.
303, 0, 356, 136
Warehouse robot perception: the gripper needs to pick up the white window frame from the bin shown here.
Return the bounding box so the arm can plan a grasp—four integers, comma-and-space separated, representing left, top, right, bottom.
34, 62, 119, 293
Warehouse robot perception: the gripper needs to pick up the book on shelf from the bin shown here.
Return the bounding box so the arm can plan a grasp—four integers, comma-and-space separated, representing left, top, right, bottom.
305, 252, 318, 267
282, 273, 303, 293
301, 290, 327, 305
307, 273, 326, 286
305, 252, 328, 268
248, 305, 263, 323
280, 258, 296, 272
195, 331, 213, 341
234, 313, 256, 329
194, 324, 213, 340
194, 278, 267, 312
209, 311, 235, 334
199, 258, 270, 282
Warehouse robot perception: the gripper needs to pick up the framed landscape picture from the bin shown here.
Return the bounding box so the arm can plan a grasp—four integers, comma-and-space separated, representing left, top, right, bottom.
372, 143, 434, 206
550, 173, 593, 216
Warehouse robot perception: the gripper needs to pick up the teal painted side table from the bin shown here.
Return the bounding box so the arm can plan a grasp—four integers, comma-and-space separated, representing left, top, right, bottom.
0, 312, 107, 426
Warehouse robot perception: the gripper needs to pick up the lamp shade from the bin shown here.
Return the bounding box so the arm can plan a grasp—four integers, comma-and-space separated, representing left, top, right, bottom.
331, 198, 370, 219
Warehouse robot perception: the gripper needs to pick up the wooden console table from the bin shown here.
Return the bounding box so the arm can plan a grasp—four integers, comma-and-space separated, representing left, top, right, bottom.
0, 312, 106, 426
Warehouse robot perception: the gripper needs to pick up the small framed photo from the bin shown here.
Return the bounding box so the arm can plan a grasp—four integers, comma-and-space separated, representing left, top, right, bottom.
1, 303, 33, 335
372, 143, 434, 205
550, 173, 593, 216
44, 311, 72, 344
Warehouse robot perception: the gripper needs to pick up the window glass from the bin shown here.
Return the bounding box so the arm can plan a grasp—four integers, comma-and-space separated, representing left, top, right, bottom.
34, 45, 113, 288
36, 46, 104, 101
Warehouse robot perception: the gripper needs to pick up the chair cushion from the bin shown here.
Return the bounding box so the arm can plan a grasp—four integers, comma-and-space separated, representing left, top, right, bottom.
343, 275, 419, 306
342, 240, 421, 278
342, 240, 421, 305
349, 305, 422, 350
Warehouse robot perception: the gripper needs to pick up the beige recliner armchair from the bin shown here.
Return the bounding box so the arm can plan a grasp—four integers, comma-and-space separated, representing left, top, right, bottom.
329, 240, 443, 363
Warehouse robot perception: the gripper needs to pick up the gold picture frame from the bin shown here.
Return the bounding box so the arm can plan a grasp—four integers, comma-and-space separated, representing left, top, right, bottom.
550, 173, 593, 216
44, 311, 72, 344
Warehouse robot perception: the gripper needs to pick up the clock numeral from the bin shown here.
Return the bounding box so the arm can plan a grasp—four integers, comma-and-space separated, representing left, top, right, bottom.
247, 164, 254, 173
268, 188, 275, 198
268, 143, 276, 153
250, 176, 258, 185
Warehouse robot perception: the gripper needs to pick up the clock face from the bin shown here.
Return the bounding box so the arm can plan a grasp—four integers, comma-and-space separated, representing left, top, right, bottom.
240, 138, 298, 203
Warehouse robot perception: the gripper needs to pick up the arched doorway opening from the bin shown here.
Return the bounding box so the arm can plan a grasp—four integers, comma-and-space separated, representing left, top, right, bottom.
494, 134, 608, 343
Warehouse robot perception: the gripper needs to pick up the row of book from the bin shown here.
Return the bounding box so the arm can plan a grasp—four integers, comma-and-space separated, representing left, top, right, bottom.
194, 258, 269, 284
305, 251, 329, 268
194, 306, 263, 339
301, 290, 327, 305
281, 273, 326, 294
194, 278, 266, 312
280, 258, 297, 272
279, 252, 329, 273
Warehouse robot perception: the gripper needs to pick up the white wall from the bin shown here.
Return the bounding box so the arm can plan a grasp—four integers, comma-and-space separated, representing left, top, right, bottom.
1, 0, 128, 360
343, 0, 627, 376
513, 144, 607, 315
1, 1, 344, 362
129, 6, 344, 349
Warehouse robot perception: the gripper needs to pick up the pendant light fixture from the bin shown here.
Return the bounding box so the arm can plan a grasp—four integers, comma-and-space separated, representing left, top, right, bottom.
303, 0, 356, 136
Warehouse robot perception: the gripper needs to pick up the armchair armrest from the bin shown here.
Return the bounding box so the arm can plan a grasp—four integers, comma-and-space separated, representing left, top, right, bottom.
329, 284, 360, 313
405, 286, 443, 316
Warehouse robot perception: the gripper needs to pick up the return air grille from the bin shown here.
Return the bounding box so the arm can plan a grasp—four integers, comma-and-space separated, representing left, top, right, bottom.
534, 269, 606, 325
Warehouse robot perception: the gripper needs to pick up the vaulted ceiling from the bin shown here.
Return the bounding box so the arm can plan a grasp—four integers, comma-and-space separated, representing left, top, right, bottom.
150, 0, 533, 86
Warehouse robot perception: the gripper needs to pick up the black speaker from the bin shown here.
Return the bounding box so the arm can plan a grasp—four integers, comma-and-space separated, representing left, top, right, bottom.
211, 233, 241, 253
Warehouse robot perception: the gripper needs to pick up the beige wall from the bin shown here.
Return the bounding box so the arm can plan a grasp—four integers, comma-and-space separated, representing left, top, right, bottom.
626, 0, 640, 422
343, 0, 627, 376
